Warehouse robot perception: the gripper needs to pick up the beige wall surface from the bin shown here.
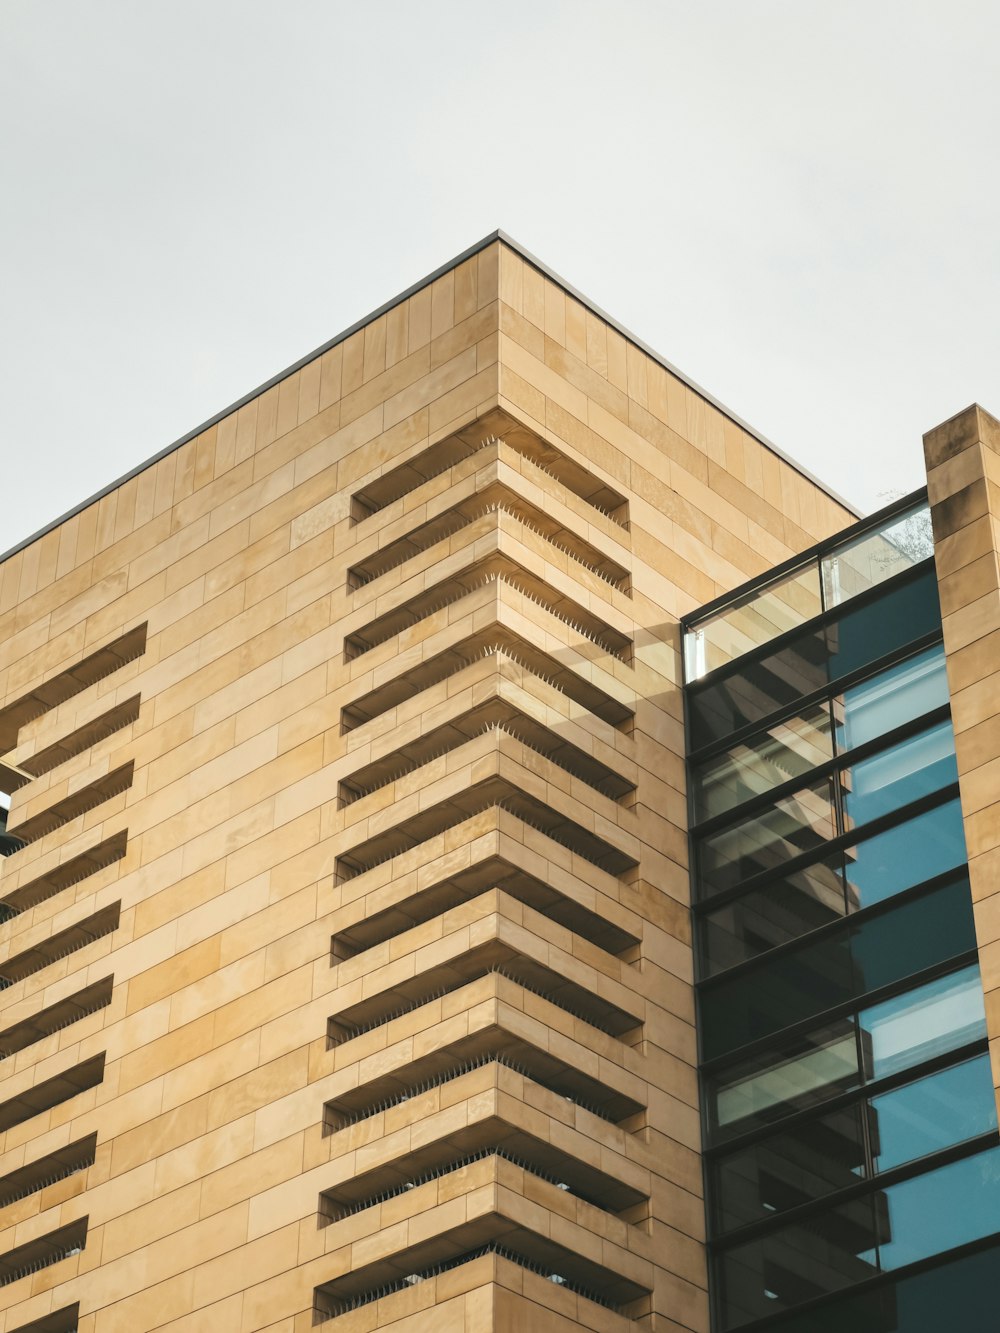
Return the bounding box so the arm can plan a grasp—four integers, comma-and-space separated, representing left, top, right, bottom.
0, 240, 852, 1333
925, 404, 1000, 1117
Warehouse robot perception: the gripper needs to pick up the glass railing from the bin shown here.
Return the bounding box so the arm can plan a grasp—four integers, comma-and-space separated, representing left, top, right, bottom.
684, 499, 934, 682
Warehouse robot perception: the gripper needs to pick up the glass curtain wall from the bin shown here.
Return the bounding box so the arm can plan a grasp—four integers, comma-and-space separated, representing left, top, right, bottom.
683, 495, 1000, 1332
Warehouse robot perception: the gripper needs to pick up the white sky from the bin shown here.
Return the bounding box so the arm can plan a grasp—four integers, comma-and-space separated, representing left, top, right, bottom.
3, 0, 998, 552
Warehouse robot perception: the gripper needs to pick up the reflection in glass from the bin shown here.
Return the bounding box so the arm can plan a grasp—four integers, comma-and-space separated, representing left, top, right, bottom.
684, 563, 822, 681
860, 966, 986, 1082
821, 504, 933, 608
712, 1020, 859, 1135
870, 1053, 997, 1173
836, 645, 948, 752
718, 1146, 1000, 1329
842, 721, 958, 830
698, 781, 835, 896
844, 796, 966, 910
700, 857, 846, 975
767, 1240, 1000, 1333
688, 567, 942, 751
718, 1192, 880, 1328
701, 880, 975, 1061
693, 706, 832, 822
713, 1101, 867, 1233
712, 1053, 997, 1237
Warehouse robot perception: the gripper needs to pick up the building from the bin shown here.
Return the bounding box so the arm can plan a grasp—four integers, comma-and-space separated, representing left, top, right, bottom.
0, 233, 993, 1333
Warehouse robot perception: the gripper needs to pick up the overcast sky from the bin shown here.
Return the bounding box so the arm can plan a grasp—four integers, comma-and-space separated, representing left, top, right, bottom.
2, 0, 998, 552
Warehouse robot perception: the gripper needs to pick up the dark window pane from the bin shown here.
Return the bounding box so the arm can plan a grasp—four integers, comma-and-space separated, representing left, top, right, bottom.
860, 965, 987, 1083
849, 878, 975, 996
717, 1192, 880, 1328
701, 931, 853, 1061
842, 721, 958, 831
699, 857, 846, 976
712, 1101, 867, 1233
698, 781, 835, 896
693, 706, 832, 822
870, 1053, 997, 1173
766, 1241, 1000, 1333
835, 644, 948, 752
719, 1148, 1000, 1329
877, 1145, 1000, 1270
844, 796, 966, 910
710, 1019, 859, 1139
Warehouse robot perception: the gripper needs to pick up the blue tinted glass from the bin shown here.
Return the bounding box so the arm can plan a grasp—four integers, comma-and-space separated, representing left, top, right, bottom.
871, 1054, 997, 1173
844, 796, 966, 909
837, 645, 948, 753
875, 1145, 1000, 1270
860, 966, 986, 1082
843, 720, 958, 830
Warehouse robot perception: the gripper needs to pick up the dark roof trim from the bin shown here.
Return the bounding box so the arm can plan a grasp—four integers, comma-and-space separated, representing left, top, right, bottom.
0, 229, 859, 567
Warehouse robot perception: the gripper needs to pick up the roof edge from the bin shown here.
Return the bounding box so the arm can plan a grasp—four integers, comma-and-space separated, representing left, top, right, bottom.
1, 228, 859, 567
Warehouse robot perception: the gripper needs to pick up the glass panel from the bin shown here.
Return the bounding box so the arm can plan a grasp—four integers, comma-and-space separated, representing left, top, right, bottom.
870, 1053, 997, 1173
835, 645, 948, 753
701, 880, 975, 1061
684, 563, 822, 681
698, 781, 835, 897
843, 796, 966, 911
699, 857, 846, 976
841, 720, 958, 831
823, 564, 940, 682
717, 1192, 880, 1328
860, 966, 987, 1082
693, 706, 832, 822
876, 1145, 1000, 1270
688, 566, 941, 751
849, 879, 975, 996
822, 504, 934, 609
701, 931, 853, 1061
713, 1101, 867, 1233
711, 1019, 859, 1138
766, 1240, 1000, 1333
688, 629, 829, 750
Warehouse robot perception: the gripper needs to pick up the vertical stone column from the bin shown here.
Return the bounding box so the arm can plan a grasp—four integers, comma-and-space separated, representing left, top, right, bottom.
925, 404, 1000, 1104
